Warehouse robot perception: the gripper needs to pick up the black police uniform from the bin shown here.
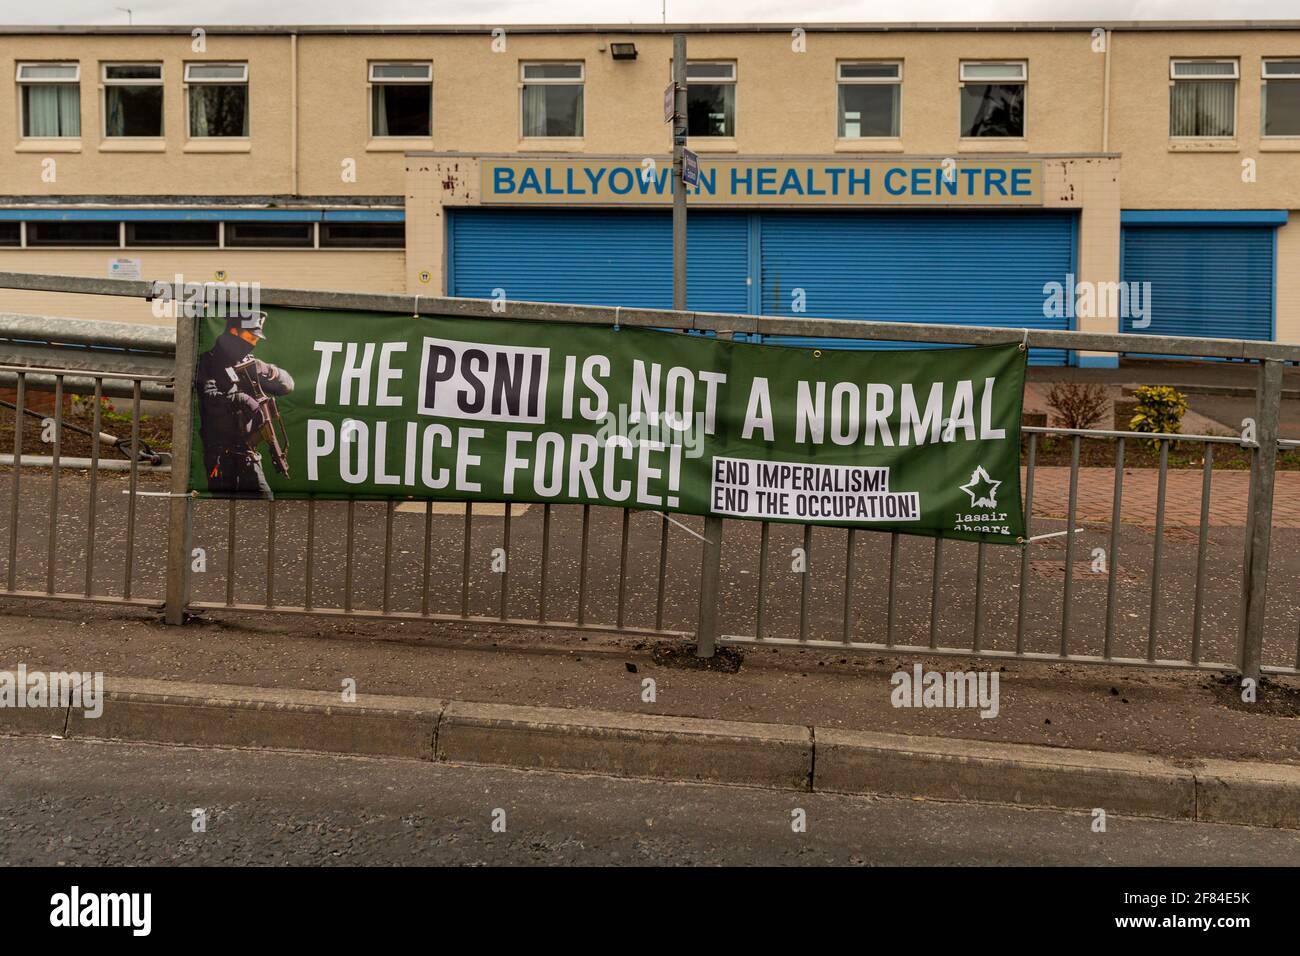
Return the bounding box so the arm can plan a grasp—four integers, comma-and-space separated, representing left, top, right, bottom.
195, 327, 294, 499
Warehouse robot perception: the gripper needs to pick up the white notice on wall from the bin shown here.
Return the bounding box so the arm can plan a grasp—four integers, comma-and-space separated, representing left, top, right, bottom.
108, 258, 141, 281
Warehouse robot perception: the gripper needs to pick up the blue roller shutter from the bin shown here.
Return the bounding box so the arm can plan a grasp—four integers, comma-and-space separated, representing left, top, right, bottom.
757, 210, 1076, 366
1120, 223, 1275, 343
448, 208, 750, 315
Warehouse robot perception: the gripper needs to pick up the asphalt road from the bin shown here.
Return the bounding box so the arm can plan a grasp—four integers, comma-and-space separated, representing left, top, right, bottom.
1, 736, 1297, 866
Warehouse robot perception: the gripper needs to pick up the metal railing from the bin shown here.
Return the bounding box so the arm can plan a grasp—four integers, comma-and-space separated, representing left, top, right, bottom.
1, 270, 1297, 679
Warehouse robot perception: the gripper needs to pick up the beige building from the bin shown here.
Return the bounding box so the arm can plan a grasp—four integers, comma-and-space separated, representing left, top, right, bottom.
2, 21, 1299, 365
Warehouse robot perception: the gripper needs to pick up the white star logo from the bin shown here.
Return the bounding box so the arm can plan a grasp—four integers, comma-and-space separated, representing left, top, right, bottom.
960, 466, 1001, 509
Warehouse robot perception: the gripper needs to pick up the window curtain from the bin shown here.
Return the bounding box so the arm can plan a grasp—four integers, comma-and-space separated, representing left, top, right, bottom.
372, 85, 389, 136
105, 87, 126, 136
191, 88, 210, 136
190, 86, 249, 136
1171, 80, 1235, 136
24, 85, 80, 136
523, 84, 547, 136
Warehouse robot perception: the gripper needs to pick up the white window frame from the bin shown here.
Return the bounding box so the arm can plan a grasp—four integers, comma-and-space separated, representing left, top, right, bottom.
101, 62, 165, 139
519, 61, 585, 139
959, 61, 1027, 84
682, 60, 737, 138
16, 62, 81, 139
1168, 58, 1239, 139
836, 61, 902, 139
958, 60, 1028, 139
1262, 58, 1300, 138
367, 61, 433, 138
184, 62, 249, 139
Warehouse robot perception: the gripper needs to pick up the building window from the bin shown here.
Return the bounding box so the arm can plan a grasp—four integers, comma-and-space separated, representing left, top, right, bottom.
686, 61, 735, 137
320, 221, 404, 248
103, 63, 164, 137
1263, 59, 1300, 137
838, 62, 901, 138
0, 223, 20, 246
186, 62, 249, 137
125, 221, 219, 247
960, 61, 1026, 138
369, 62, 432, 137
521, 62, 584, 137
17, 62, 81, 138
1170, 59, 1238, 138
26, 221, 120, 246
225, 221, 314, 247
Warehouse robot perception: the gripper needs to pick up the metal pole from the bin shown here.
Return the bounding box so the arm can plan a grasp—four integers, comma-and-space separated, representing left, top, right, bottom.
163, 312, 197, 624
1239, 359, 1283, 680
672, 33, 687, 312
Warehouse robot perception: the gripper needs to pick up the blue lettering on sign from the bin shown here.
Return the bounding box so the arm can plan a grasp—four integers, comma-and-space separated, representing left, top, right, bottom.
638, 166, 671, 195
848, 168, 870, 194
608, 167, 634, 194
884, 168, 907, 196
692, 168, 717, 196
731, 167, 754, 195
986, 168, 1008, 196
935, 172, 957, 197
1010, 167, 1032, 196
585, 167, 606, 193
780, 168, 805, 195
519, 168, 542, 194
911, 167, 932, 195
825, 168, 845, 195
756, 167, 778, 195
961, 168, 980, 194
493, 167, 516, 194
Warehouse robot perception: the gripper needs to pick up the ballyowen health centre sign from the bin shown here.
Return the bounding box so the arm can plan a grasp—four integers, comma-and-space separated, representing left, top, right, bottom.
482, 157, 1043, 206
189, 309, 1026, 543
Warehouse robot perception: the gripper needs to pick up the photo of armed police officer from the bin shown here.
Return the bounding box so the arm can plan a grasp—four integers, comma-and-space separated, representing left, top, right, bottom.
195, 312, 294, 499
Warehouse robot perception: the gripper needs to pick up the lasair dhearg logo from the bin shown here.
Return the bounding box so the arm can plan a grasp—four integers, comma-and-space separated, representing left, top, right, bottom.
960, 465, 1001, 509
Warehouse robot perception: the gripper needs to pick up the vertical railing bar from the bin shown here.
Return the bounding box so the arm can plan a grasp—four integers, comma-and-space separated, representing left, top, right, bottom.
46, 374, 63, 594
577, 504, 591, 626
885, 532, 900, 648
654, 511, 668, 632
460, 501, 472, 618
421, 499, 433, 617
1103, 437, 1125, 660
123, 382, 141, 601
265, 499, 276, 608
1191, 442, 1214, 667
1060, 434, 1081, 657
754, 521, 770, 641
972, 541, 986, 652
799, 523, 812, 643
84, 377, 103, 597
1015, 432, 1038, 654
382, 498, 395, 615
841, 528, 857, 644
1147, 439, 1170, 662
616, 507, 630, 629
499, 502, 511, 621
928, 535, 944, 650
6, 372, 24, 592
539, 503, 552, 623
304, 497, 315, 612
344, 498, 355, 613
225, 497, 236, 607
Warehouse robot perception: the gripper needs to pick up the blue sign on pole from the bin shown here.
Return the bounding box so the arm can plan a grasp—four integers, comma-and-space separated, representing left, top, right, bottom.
682, 148, 699, 188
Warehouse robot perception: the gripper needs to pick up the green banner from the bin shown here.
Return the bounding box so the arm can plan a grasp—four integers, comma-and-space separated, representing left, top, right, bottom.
190, 308, 1026, 544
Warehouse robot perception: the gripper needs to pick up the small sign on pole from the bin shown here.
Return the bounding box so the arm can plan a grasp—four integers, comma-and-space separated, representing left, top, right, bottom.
682, 148, 699, 187
663, 82, 677, 124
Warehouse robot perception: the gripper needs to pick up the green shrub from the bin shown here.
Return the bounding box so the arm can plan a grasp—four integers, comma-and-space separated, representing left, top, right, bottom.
1129, 385, 1188, 446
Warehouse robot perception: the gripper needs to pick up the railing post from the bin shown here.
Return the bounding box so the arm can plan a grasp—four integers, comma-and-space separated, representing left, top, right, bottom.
164, 310, 198, 625
696, 515, 723, 658
1239, 359, 1283, 680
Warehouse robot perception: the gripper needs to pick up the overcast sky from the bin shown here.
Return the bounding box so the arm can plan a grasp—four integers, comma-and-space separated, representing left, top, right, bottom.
3, 0, 1297, 27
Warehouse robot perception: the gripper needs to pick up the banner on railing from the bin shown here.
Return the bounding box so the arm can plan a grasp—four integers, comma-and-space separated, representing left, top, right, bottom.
189, 308, 1026, 543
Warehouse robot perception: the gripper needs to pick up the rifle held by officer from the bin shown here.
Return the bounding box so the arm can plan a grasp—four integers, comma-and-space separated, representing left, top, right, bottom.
232, 356, 291, 478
